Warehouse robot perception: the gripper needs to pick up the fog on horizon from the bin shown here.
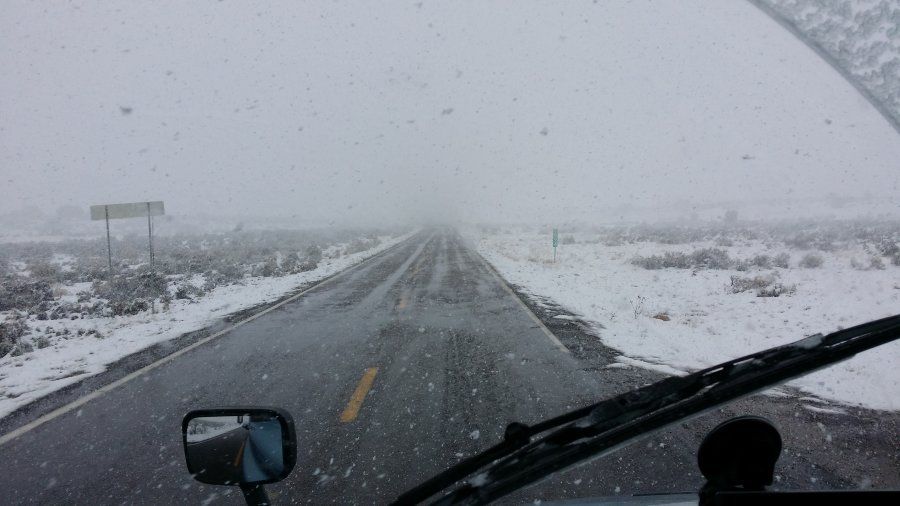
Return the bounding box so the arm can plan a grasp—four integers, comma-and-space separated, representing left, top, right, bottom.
2, 1, 899, 228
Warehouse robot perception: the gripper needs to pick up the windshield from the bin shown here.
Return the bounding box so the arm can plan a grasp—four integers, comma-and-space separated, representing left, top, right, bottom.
0, 1, 898, 504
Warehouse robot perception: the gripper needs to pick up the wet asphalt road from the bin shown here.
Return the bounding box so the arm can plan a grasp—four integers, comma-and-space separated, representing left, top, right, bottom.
0, 230, 896, 504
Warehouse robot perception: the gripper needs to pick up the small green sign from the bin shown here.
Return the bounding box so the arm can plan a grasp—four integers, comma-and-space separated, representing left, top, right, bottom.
552, 228, 559, 247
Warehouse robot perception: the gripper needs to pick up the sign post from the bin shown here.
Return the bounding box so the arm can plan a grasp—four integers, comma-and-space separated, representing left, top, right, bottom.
146, 202, 154, 267
552, 228, 559, 262
104, 206, 112, 273
91, 201, 165, 275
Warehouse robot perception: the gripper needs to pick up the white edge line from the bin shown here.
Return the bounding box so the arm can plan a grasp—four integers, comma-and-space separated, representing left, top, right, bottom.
0, 233, 418, 447
470, 246, 570, 354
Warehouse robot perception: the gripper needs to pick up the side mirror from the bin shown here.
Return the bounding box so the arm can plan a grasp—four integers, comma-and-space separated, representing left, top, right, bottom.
698, 416, 781, 493
182, 407, 297, 488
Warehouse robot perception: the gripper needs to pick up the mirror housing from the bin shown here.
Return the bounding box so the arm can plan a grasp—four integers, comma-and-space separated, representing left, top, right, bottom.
698, 415, 781, 491
182, 407, 297, 486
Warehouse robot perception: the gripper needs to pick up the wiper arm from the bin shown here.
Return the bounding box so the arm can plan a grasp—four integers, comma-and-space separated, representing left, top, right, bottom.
394, 314, 900, 505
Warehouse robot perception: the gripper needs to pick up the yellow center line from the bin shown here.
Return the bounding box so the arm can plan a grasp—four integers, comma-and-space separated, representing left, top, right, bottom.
397, 293, 408, 310
233, 438, 246, 468
340, 367, 379, 423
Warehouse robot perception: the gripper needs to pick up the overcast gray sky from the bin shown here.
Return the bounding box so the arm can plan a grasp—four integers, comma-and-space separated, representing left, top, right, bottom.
2, 0, 899, 226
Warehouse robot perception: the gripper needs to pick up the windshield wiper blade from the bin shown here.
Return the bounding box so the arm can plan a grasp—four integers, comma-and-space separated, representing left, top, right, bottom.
395, 314, 900, 505
393, 387, 605, 505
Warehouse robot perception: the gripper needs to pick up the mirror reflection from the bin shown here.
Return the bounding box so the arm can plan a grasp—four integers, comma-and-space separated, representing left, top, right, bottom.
185, 413, 285, 484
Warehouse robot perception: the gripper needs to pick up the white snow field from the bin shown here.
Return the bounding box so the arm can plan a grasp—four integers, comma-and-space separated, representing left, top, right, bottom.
469, 225, 900, 411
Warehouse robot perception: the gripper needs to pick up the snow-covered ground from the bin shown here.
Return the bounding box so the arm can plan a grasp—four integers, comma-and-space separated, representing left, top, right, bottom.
0, 231, 414, 419
468, 226, 900, 411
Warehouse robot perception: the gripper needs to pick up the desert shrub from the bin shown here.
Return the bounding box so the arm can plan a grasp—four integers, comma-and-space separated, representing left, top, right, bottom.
218, 263, 246, 282
75, 259, 111, 283
202, 264, 245, 290
51, 284, 69, 298
730, 275, 774, 294
0, 228, 399, 319
690, 248, 732, 269
47, 302, 79, 320
757, 283, 796, 297
733, 254, 773, 272
345, 238, 367, 255
0, 340, 13, 358
630, 255, 652, 269
33, 335, 51, 349
799, 253, 824, 269
27, 260, 62, 282
850, 257, 883, 270
0, 228, 385, 284
251, 257, 282, 277
870, 256, 886, 270
345, 236, 380, 255
784, 231, 835, 252
298, 259, 318, 272
715, 237, 734, 247
876, 238, 899, 257
590, 220, 900, 253
169, 248, 216, 276
107, 299, 150, 316
0, 276, 53, 311
773, 252, 790, 268
92, 271, 168, 315
0, 317, 28, 357
892, 252, 900, 266
277, 244, 324, 274
305, 244, 323, 264
631, 251, 690, 270
633, 248, 732, 270
9, 340, 33, 357
658, 252, 692, 269
279, 253, 301, 273
94, 271, 168, 302
750, 255, 771, 268
614, 225, 716, 245
174, 283, 205, 300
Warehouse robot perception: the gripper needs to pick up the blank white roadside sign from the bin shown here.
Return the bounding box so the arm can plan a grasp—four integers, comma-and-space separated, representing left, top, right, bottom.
90, 201, 165, 220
